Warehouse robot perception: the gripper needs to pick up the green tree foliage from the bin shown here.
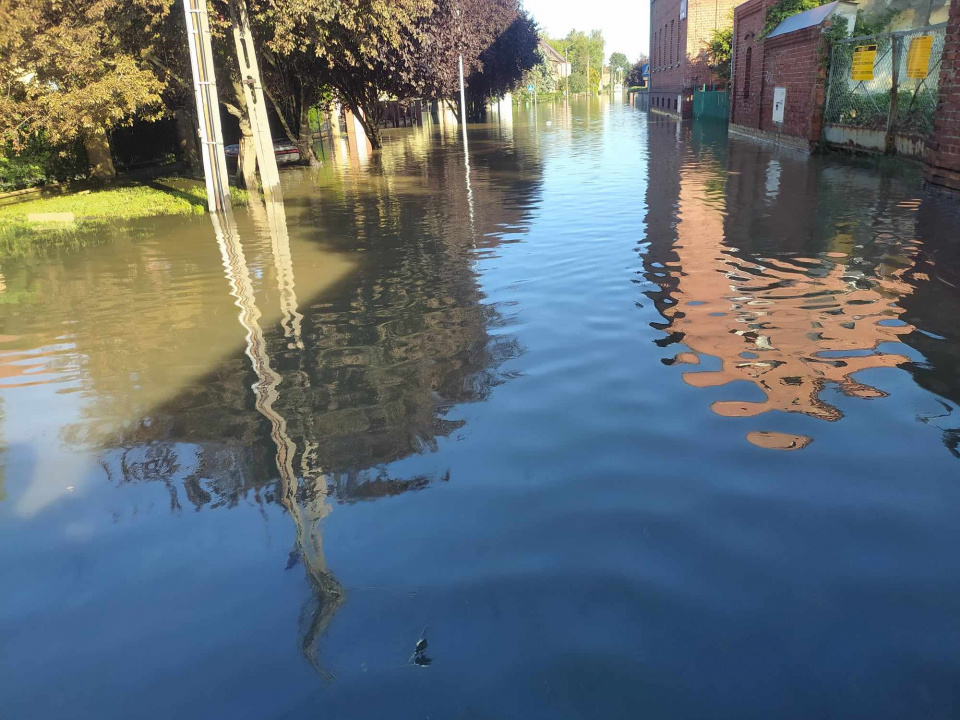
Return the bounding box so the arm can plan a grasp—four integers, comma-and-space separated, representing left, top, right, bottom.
523, 47, 561, 99
266, 0, 527, 146
265, 0, 430, 149
608, 52, 631, 77
761, 0, 830, 38
548, 29, 604, 94
625, 55, 649, 88
0, 0, 166, 177
705, 26, 733, 82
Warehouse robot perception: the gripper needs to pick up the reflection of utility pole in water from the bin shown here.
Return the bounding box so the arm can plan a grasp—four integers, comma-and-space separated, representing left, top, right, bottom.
454, 7, 475, 236
248, 193, 305, 349
211, 212, 343, 674
181, 0, 231, 212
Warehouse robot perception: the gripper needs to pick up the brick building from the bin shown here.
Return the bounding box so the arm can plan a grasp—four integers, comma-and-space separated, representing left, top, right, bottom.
649, 0, 741, 117
730, 0, 857, 150
925, 0, 960, 191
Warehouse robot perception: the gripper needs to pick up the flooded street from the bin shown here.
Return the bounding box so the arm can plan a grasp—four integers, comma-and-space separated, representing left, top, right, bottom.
3, 99, 960, 718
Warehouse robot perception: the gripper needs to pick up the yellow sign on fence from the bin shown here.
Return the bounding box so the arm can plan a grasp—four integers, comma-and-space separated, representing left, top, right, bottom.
851, 44, 878, 81
906, 35, 934, 79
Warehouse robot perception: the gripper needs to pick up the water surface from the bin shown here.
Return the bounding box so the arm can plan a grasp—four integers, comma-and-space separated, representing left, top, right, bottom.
2, 100, 960, 719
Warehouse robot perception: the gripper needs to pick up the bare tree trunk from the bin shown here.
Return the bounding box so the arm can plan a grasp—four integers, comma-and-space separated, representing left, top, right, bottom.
352, 99, 383, 149
175, 108, 200, 171
84, 128, 116, 180
298, 93, 321, 167
237, 116, 259, 190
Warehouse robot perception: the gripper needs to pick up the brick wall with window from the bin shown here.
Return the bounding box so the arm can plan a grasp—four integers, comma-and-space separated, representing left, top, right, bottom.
731, 0, 829, 150
925, 0, 960, 192
731, 0, 768, 129
649, 0, 738, 117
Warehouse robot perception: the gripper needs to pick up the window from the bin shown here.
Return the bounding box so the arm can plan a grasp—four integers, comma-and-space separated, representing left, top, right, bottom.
677, 20, 682, 67
670, 21, 675, 66
744, 47, 753, 99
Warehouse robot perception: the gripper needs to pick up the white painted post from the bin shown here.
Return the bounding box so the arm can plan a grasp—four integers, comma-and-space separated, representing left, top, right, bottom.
228, 0, 280, 196
182, 0, 231, 212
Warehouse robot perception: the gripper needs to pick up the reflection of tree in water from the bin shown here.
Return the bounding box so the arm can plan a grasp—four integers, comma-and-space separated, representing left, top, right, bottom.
642, 120, 958, 451
0, 397, 5, 502
94, 126, 539, 670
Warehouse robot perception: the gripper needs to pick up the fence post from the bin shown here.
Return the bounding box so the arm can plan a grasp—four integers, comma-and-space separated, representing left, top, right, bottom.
885, 36, 901, 154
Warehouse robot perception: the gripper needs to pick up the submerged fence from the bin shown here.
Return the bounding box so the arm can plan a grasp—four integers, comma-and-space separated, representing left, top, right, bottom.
824, 24, 947, 152
693, 90, 730, 121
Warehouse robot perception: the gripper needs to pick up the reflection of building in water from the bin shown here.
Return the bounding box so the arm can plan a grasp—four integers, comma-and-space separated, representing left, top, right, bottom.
92, 126, 537, 667
644, 120, 932, 450
897, 195, 960, 456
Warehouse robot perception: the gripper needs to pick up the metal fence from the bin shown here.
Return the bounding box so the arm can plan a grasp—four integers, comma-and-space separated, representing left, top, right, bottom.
824, 24, 947, 140
693, 90, 730, 121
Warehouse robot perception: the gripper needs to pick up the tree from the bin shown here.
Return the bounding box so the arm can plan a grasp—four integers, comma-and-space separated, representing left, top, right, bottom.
266, 0, 431, 149
625, 54, 649, 88
609, 52, 631, 77
414, 0, 520, 114
0, 0, 165, 179
465, 11, 540, 118
704, 26, 733, 82
522, 48, 559, 99
548, 29, 604, 95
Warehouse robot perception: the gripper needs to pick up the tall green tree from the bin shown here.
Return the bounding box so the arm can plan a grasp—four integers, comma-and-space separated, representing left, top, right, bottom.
266, 0, 431, 149
609, 51, 631, 77
704, 26, 733, 82
548, 29, 604, 94
465, 11, 540, 118
0, 0, 165, 178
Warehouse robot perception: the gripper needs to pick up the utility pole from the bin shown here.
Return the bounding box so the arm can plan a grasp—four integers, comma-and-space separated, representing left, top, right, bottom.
456, 2, 468, 148
182, 0, 231, 212
228, 0, 280, 196
564, 46, 570, 100
459, 54, 468, 132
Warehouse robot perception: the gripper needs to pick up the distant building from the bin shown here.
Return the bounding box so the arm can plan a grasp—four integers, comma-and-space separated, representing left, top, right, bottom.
538, 40, 572, 87
730, 0, 857, 151
648, 0, 741, 117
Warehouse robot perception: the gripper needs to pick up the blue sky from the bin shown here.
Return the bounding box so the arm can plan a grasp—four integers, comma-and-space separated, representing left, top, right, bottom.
522, 0, 650, 62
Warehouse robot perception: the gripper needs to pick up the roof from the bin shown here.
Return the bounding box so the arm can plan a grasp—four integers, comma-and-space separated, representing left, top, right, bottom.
539, 39, 567, 65
765, 0, 848, 39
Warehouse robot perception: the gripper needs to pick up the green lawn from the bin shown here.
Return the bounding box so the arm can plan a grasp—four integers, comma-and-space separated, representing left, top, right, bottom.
0, 177, 247, 257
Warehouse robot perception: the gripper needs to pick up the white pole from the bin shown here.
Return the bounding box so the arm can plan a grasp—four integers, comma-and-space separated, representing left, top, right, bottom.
182, 0, 231, 212
228, 0, 280, 196
458, 53, 468, 133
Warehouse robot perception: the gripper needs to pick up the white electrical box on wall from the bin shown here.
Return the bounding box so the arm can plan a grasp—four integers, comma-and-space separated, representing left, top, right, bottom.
773, 87, 787, 124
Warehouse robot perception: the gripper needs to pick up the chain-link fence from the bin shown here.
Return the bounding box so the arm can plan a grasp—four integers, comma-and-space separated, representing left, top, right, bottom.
824, 24, 947, 137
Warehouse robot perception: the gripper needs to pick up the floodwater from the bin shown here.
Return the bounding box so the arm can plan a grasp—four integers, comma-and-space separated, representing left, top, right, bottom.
2, 100, 960, 719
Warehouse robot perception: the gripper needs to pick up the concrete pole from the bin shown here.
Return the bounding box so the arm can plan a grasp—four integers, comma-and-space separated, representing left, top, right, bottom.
459, 54, 468, 127
228, 0, 281, 197
182, 0, 231, 212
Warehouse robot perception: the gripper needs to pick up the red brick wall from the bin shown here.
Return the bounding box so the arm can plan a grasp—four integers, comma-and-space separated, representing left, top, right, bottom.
731, 0, 769, 128
650, 0, 741, 116
685, 0, 742, 87
925, 0, 960, 192
761, 27, 827, 143
731, 3, 827, 149
650, 0, 686, 110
